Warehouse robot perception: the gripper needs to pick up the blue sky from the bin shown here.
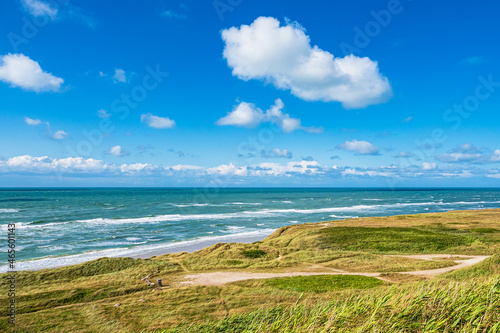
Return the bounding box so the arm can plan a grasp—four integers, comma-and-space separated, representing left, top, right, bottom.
1, 0, 500, 187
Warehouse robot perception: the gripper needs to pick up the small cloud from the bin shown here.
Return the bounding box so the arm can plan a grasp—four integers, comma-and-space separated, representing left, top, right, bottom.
0, 53, 63, 92
402, 116, 413, 123
98, 109, 111, 119
261, 148, 293, 159
113, 69, 127, 83
421, 162, 437, 170
141, 113, 176, 129
216, 101, 264, 128
108, 145, 129, 157
337, 140, 380, 155
460, 56, 486, 66
98, 71, 106, 77
395, 151, 413, 158
24, 117, 43, 126
342, 128, 358, 133
21, 0, 58, 19
302, 156, 314, 162
97, 109, 111, 119
216, 99, 320, 133
162, 9, 187, 20
50, 130, 67, 140
330, 155, 340, 160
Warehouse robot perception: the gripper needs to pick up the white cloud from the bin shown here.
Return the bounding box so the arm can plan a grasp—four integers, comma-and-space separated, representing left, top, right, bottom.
21, 0, 58, 19
402, 116, 413, 123
24, 117, 43, 126
337, 140, 380, 155
342, 168, 390, 177
113, 69, 127, 83
120, 163, 153, 173
487, 173, 500, 179
435, 144, 500, 164
421, 162, 437, 170
207, 163, 248, 176
50, 130, 67, 140
216, 99, 322, 133
221, 17, 392, 109
24, 116, 66, 139
141, 113, 176, 129
109, 146, 129, 157
0, 156, 110, 173
216, 101, 264, 128
98, 109, 111, 118
0, 54, 63, 92
492, 150, 500, 162
168, 164, 204, 171
2, 155, 498, 184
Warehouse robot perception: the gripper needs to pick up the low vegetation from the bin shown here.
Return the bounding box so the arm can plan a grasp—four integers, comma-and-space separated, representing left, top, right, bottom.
0, 209, 499, 332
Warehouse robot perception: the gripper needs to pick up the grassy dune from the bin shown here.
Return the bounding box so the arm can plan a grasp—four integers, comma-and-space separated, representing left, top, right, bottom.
1, 209, 500, 332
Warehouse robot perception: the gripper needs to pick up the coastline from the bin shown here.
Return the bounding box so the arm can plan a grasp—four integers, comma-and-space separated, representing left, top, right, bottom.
129, 233, 269, 259
0, 229, 276, 272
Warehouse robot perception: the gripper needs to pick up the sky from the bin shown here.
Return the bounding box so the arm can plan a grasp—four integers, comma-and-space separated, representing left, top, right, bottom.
1, 0, 500, 187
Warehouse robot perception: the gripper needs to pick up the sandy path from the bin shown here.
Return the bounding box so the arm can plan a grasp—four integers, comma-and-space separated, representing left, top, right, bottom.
179, 254, 489, 286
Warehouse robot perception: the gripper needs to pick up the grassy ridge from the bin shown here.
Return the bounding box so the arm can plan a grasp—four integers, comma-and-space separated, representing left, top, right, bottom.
172, 276, 500, 332
0, 209, 499, 332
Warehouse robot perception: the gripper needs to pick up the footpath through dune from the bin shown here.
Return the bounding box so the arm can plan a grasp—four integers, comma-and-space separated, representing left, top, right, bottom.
179, 254, 490, 286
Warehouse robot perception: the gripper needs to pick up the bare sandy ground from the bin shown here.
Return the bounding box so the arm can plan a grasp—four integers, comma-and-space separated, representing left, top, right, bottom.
179, 254, 490, 286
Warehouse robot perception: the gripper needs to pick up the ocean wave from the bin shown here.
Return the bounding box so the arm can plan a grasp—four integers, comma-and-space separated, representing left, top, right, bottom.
0, 208, 19, 213
170, 203, 210, 207
0, 228, 276, 273
227, 202, 262, 205
15, 200, 500, 230
329, 214, 359, 219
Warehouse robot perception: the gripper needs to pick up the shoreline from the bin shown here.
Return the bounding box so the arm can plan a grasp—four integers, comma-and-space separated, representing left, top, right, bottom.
129, 233, 269, 259
3, 207, 500, 272
0, 229, 276, 272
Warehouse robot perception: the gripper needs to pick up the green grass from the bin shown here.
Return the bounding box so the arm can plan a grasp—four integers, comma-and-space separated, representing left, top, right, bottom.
264, 274, 384, 293
443, 253, 500, 280
240, 249, 267, 258
0, 209, 499, 332
317, 227, 472, 253
169, 277, 500, 332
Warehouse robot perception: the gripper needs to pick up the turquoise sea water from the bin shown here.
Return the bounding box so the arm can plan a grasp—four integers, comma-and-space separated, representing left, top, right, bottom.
1, 188, 500, 272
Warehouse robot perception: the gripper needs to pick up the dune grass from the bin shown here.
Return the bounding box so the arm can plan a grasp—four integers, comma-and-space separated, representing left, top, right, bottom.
0, 209, 499, 332
264, 274, 384, 293
170, 277, 500, 333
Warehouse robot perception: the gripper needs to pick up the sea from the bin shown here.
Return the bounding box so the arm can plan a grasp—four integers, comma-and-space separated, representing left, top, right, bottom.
1, 188, 500, 272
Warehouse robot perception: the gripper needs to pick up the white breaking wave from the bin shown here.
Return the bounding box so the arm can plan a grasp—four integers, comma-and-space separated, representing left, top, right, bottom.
0, 208, 19, 213
0, 228, 277, 273
170, 203, 210, 207
227, 202, 262, 205
16, 200, 500, 231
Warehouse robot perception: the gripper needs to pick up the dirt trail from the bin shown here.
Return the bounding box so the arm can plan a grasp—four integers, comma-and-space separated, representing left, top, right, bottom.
179, 254, 489, 286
